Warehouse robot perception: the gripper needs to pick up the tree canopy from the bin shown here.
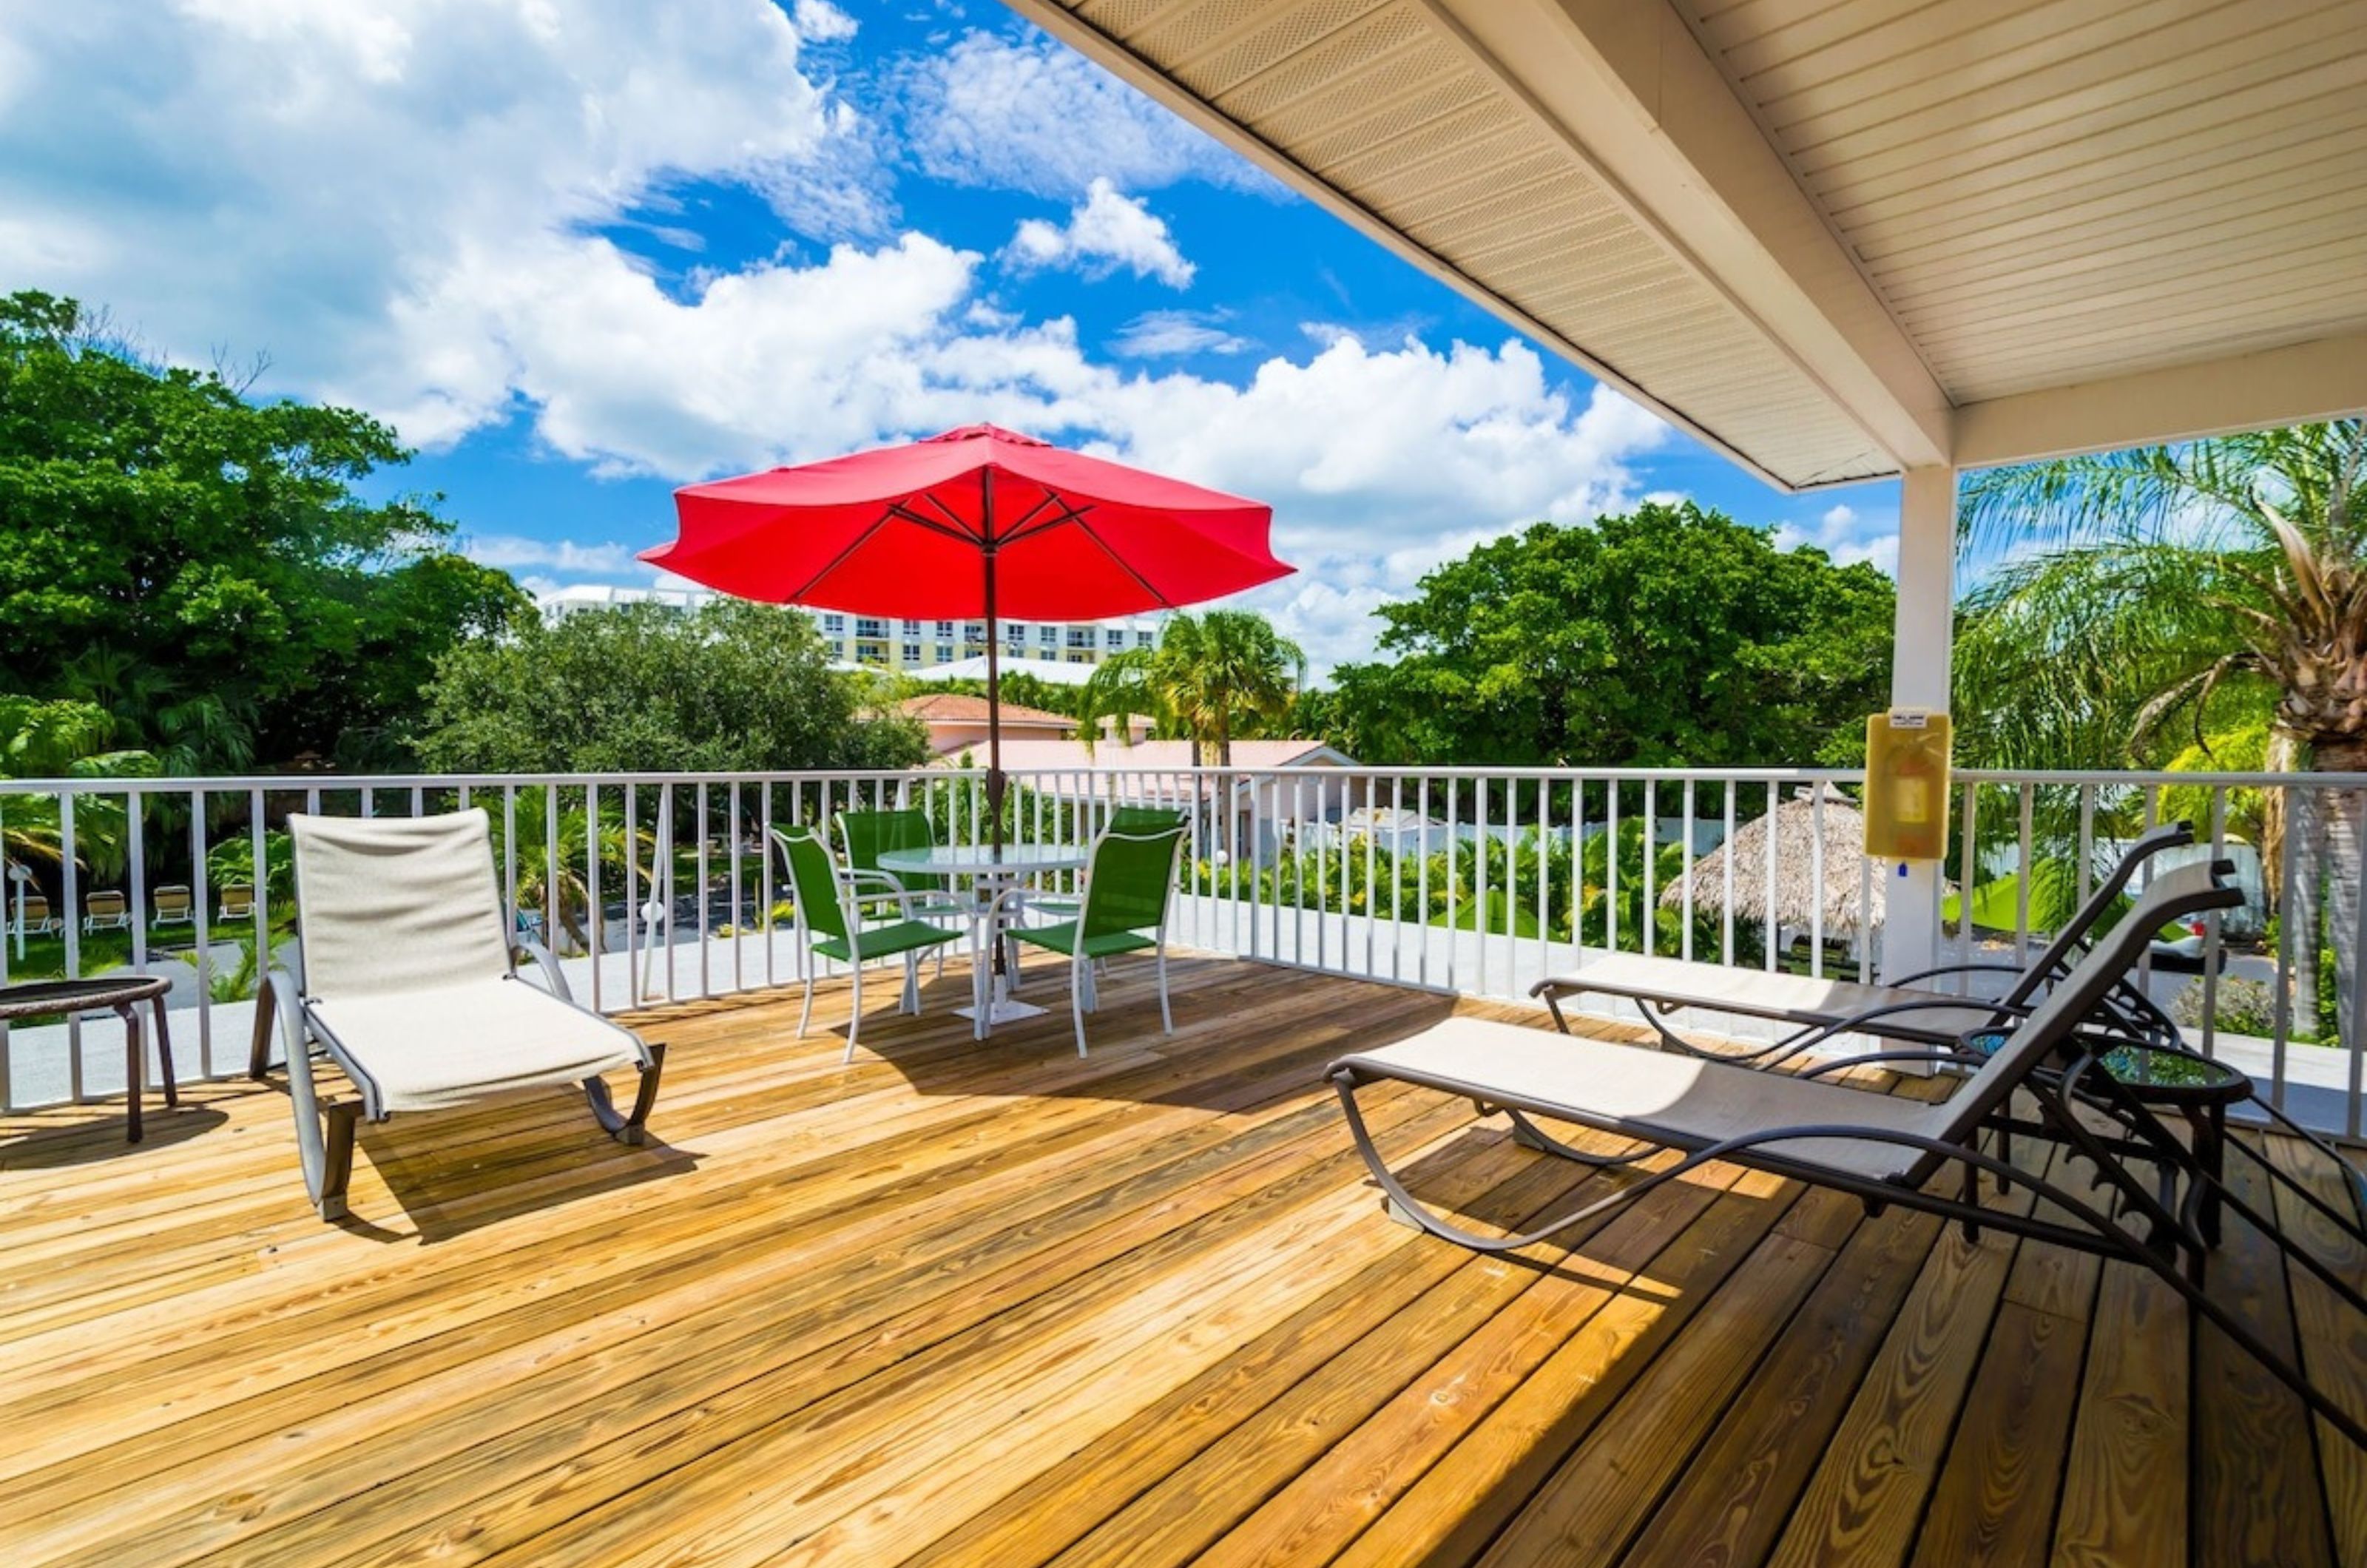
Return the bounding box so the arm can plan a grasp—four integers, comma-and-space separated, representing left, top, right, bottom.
0, 290, 527, 770
413, 601, 928, 774
1319, 501, 1895, 767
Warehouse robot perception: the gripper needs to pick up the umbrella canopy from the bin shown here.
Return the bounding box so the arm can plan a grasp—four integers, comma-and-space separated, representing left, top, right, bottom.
641, 425, 1290, 842
1658, 783, 1885, 939
644, 425, 1287, 618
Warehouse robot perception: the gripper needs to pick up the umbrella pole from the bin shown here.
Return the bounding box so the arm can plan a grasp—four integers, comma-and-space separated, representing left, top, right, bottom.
983, 469, 1004, 858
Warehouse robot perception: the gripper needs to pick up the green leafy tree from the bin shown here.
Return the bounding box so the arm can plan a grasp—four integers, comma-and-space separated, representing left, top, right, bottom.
0, 290, 528, 769
413, 600, 928, 774
1954, 419, 2367, 1045
1323, 502, 1894, 767
1078, 610, 1306, 766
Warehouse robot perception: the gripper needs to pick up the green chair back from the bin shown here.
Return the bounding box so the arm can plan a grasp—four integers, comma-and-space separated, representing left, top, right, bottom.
772, 825, 850, 942
836, 808, 948, 894
1105, 805, 1187, 837
1079, 825, 1186, 942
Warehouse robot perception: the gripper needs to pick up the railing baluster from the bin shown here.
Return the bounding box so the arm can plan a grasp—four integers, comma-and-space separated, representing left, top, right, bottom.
1606, 780, 1619, 958
1762, 779, 1777, 974
2198, 788, 2227, 1060
2015, 783, 2035, 965
1680, 779, 1695, 965
1641, 780, 1657, 962
695, 783, 711, 1000
2271, 780, 2298, 1111
61, 794, 83, 1101
587, 782, 604, 1013
1809, 783, 1825, 981
1536, 774, 1550, 990
191, 788, 213, 1077
1722, 782, 1737, 968
1959, 780, 1979, 993
1445, 778, 1458, 994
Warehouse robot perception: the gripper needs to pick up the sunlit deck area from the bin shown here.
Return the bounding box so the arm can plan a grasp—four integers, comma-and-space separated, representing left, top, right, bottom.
1, 953, 2359, 1567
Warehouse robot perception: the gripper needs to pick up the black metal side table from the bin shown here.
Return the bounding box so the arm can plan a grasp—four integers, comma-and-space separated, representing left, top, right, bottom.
1969, 1028, 2252, 1242
0, 976, 177, 1142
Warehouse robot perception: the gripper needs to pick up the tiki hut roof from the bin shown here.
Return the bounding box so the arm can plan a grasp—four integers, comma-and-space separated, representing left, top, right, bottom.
1658, 783, 1885, 936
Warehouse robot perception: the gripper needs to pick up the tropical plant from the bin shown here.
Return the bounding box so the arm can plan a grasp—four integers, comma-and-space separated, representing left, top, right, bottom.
0, 695, 155, 879
1078, 610, 1306, 766
484, 790, 658, 953
1956, 419, 2367, 1046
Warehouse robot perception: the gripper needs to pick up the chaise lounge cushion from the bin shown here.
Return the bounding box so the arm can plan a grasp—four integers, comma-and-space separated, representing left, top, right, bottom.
307, 975, 644, 1115
1334, 1015, 1955, 1182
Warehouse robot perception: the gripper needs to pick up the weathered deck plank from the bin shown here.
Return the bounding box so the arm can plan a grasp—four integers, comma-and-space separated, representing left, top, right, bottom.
0, 954, 2351, 1567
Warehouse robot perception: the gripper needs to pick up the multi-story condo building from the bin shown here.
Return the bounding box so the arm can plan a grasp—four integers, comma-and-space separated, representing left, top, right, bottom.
533, 584, 1164, 671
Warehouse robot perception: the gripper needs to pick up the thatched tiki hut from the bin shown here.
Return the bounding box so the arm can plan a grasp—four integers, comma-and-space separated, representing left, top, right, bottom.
1659, 783, 1884, 954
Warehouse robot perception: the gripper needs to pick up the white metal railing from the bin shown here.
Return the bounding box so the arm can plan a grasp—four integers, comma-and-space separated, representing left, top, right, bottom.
1, 764, 2361, 1138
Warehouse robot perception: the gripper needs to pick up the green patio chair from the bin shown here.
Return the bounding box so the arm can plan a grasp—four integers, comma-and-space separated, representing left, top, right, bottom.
773, 825, 968, 1064
1006, 823, 1186, 1056
1026, 805, 1188, 919
836, 808, 968, 976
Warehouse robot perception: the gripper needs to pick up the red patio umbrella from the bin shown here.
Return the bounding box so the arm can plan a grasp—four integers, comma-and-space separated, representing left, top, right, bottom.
641, 424, 1291, 843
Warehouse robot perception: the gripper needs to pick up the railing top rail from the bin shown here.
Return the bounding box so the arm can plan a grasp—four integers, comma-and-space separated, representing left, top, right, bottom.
5, 764, 2364, 794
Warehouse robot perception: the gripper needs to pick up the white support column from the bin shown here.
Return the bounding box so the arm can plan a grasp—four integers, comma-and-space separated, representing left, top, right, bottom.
1880, 465, 1957, 981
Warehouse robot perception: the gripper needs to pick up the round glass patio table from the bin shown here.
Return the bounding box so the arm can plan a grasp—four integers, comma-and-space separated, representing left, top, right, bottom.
877, 844, 1090, 1032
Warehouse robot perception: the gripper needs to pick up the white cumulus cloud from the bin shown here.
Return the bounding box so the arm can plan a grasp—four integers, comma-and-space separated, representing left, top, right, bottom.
1004, 179, 1194, 288
1774, 499, 1900, 575
0, 1, 1676, 672
894, 31, 1277, 200
1112, 308, 1247, 358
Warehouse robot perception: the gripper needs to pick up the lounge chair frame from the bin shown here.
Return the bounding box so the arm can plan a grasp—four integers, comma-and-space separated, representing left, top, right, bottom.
1331, 859, 2367, 1453
1532, 822, 2195, 1066
249, 814, 663, 1221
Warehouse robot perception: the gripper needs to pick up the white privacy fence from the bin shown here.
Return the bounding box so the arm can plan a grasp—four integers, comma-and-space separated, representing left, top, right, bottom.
2, 764, 2361, 1137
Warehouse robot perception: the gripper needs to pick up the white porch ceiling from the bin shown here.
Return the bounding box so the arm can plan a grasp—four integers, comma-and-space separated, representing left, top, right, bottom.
1004, 0, 2367, 490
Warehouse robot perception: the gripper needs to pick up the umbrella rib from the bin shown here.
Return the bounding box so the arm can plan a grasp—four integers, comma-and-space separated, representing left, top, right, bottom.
916, 492, 987, 541
1070, 512, 1178, 609
885, 502, 985, 545
785, 507, 906, 603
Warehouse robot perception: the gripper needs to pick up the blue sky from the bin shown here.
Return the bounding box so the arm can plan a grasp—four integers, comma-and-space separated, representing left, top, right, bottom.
0, 0, 1902, 675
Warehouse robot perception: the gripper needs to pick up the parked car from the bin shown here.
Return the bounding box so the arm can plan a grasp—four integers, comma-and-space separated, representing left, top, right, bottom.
2149, 915, 2225, 973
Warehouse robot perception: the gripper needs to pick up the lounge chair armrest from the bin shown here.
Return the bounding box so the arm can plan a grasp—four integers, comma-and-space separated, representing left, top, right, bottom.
1797, 1048, 1991, 1080
512, 939, 577, 1004
1750, 996, 2030, 1068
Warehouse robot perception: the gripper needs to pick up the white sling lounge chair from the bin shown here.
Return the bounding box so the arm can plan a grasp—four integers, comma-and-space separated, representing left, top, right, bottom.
250, 809, 663, 1221
1530, 822, 2193, 1064
1330, 859, 2367, 1453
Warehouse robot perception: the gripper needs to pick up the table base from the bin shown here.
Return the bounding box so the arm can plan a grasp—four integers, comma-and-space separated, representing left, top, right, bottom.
959, 997, 1050, 1027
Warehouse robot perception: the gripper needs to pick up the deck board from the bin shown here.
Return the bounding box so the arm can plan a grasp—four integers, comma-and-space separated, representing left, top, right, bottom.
0, 954, 2354, 1567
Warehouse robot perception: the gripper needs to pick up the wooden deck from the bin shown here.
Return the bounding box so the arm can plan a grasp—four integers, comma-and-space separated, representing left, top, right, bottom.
0, 955, 2358, 1567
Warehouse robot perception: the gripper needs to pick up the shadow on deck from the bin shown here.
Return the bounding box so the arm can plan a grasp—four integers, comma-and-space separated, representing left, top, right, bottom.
0, 952, 2354, 1567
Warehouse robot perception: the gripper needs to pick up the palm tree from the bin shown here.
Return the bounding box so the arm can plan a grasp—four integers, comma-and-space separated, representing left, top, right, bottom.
484, 790, 658, 954
1078, 610, 1306, 766
1, 695, 156, 878
1955, 418, 2366, 1043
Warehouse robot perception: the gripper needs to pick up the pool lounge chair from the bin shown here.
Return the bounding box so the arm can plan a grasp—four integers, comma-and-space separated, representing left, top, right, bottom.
217, 883, 254, 923
1530, 822, 2194, 1064
1329, 858, 2367, 1452
82, 890, 132, 933
250, 810, 664, 1221
8, 891, 61, 938
152, 884, 195, 927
